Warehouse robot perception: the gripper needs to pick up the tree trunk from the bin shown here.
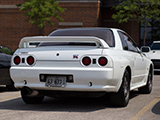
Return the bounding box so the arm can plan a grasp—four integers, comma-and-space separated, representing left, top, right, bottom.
143, 17, 147, 46
41, 26, 45, 36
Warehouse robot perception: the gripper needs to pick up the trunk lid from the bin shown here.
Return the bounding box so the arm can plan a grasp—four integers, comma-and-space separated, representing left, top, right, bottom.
19, 47, 103, 61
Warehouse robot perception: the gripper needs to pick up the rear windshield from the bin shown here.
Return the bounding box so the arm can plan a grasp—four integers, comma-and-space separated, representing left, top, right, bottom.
150, 43, 160, 50
49, 28, 115, 47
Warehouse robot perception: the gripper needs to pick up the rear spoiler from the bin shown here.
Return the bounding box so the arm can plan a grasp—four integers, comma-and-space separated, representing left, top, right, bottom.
19, 36, 109, 48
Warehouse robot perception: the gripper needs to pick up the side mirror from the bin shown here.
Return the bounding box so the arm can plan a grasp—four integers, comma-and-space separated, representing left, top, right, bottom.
141, 46, 150, 52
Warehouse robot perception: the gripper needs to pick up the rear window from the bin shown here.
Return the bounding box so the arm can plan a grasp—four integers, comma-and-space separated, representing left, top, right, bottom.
49, 28, 115, 47
150, 43, 160, 50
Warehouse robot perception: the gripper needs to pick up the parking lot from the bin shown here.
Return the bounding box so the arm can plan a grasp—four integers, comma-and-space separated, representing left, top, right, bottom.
0, 75, 160, 120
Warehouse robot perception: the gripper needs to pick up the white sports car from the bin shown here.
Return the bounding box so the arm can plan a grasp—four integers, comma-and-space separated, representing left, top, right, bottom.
141, 41, 160, 72
10, 28, 153, 107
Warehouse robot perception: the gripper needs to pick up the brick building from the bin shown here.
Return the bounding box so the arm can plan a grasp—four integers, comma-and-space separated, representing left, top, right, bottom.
0, 0, 140, 50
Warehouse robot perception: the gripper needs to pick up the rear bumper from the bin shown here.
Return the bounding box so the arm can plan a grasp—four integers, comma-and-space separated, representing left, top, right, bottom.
0, 78, 13, 85
0, 68, 13, 85
10, 66, 121, 92
151, 59, 160, 71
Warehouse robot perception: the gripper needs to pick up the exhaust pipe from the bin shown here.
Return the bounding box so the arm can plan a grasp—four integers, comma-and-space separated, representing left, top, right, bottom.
21, 87, 39, 96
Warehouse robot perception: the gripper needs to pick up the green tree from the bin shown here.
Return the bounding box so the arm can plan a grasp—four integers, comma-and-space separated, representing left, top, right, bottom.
112, 0, 160, 45
17, 0, 65, 35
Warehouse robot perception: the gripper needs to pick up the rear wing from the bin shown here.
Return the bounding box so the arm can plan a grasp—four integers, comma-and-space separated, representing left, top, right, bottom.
19, 36, 109, 49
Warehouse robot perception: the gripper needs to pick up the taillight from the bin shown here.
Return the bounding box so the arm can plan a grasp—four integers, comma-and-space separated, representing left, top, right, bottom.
82, 57, 91, 66
98, 57, 108, 66
27, 56, 35, 65
14, 56, 21, 65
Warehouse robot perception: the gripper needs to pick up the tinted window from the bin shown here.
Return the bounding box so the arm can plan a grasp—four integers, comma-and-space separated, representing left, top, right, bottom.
49, 28, 115, 47
118, 32, 128, 50
118, 32, 138, 52
150, 43, 160, 50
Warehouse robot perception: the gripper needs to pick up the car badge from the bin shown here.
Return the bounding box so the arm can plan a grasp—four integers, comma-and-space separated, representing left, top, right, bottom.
73, 55, 79, 59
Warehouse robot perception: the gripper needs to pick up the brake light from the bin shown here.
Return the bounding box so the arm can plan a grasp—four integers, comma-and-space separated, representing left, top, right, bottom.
27, 56, 35, 65
82, 57, 91, 66
98, 57, 108, 66
14, 56, 21, 65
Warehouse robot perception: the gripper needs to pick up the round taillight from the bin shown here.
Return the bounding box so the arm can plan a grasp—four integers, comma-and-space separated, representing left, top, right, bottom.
82, 57, 91, 66
14, 56, 21, 65
98, 57, 108, 66
27, 56, 35, 65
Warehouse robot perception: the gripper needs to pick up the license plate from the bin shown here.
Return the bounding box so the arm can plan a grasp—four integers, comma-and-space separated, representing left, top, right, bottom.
45, 76, 66, 87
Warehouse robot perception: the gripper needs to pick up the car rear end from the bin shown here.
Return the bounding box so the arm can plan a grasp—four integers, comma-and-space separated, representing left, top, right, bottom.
10, 36, 119, 93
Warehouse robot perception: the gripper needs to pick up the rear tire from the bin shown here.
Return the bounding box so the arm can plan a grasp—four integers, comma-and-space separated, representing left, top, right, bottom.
21, 90, 44, 104
110, 69, 130, 107
139, 67, 153, 94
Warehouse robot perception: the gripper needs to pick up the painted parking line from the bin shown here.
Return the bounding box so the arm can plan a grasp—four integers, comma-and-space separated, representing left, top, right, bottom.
0, 94, 21, 102
130, 96, 160, 120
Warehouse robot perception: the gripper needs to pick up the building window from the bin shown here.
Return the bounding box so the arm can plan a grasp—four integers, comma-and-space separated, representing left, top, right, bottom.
140, 19, 160, 46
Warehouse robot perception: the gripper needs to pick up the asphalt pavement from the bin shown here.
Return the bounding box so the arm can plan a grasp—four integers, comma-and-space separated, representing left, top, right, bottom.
0, 75, 160, 120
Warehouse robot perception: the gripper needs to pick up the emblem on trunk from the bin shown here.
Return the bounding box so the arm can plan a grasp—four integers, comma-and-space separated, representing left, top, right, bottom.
73, 55, 79, 59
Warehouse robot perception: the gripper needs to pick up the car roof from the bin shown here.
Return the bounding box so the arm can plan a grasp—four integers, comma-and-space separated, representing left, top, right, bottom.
49, 27, 121, 34
50, 27, 111, 31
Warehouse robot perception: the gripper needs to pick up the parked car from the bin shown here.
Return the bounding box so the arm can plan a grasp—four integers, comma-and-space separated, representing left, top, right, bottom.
141, 40, 160, 72
10, 28, 153, 107
0, 45, 16, 90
